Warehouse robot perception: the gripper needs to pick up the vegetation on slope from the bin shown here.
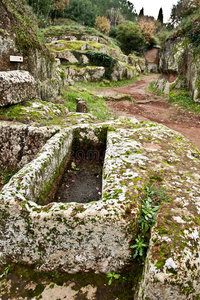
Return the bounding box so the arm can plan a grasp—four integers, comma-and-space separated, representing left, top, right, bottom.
0, 0, 51, 57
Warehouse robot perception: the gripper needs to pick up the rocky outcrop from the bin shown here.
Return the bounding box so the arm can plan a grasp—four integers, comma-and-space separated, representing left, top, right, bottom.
0, 1, 62, 102
62, 65, 105, 83
47, 38, 145, 82
0, 71, 36, 106
156, 37, 200, 101
111, 62, 136, 81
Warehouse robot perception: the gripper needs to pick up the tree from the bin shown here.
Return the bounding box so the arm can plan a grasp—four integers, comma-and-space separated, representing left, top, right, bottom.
106, 8, 124, 26
170, 0, 199, 24
26, 0, 55, 18
116, 21, 146, 54
95, 16, 111, 35
64, 0, 98, 26
139, 8, 144, 17
54, 0, 69, 16
90, 0, 136, 22
157, 8, 163, 24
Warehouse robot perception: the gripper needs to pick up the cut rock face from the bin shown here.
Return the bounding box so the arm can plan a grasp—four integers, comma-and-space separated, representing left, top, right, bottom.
0, 70, 36, 106
0, 122, 58, 170
0, 118, 200, 299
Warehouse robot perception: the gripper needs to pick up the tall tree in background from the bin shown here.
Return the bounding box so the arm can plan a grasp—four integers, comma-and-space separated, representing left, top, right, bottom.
64, 0, 98, 26
90, 0, 136, 22
157, 8, 163, 24
170, 0, 199, 24
26, 0, 54, 18
106, 8, 124, 26
139, 8, 144, 17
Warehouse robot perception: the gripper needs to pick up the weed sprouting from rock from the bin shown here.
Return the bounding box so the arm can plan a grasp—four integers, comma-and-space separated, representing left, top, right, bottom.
131, 184, 168, 262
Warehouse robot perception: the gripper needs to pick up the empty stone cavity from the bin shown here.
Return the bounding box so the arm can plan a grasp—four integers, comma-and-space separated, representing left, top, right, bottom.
54, 130, 106, 203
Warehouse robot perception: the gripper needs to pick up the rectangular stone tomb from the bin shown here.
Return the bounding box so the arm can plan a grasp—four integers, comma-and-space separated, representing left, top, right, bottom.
0, 123, 138, 274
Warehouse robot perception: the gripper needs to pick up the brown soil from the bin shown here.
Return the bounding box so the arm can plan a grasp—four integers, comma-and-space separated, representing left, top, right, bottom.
98, 74, 200, 150
54, 158, 103, 203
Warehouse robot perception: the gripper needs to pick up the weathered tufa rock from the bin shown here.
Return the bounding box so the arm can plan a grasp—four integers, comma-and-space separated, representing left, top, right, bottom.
157, 37, 200, 102
81, 36, 99, 43
85, 66, 105, 81
0, 121, 58, 170
144, 46, 160, 73
55, 51, 78, 64
76, 98, 88, 113
0, 70, 36, 106
80, 54, 89, 64
0, 118, 200, 297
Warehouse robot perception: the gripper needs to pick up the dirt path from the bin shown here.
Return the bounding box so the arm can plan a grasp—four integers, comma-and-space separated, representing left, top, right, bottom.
98, 74, 200, 150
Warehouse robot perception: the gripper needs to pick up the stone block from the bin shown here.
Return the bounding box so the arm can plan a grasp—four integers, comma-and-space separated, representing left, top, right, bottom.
0, 70, 36, 106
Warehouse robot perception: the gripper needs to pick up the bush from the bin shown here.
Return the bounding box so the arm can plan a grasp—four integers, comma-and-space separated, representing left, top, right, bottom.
63, 0, 98, 27
116, 21, 146, 55
173, 11, 200, 51
109, 26, 118, 38
95, 16, 111, 35
138, 18, 156, 50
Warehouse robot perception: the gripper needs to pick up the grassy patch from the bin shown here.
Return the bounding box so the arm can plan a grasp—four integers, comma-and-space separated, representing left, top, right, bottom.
0, 169, 18, 187
147, 81, 164, 96
61, 87, 112, 120
168, 89, 200, 113
0, 100, 68, 124
76, 76, 140, 91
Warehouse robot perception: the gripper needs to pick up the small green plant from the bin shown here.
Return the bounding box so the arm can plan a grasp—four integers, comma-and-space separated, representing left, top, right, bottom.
168, 90, 200, 114
131, 184, 168, 261
1, 170, 18, 184
147, 81, 164, 96
71, 162, 79, 171
130, 235, 148, 260
106, 272, 121, 285
5, 264, 14, 275
61, 87, 112, 120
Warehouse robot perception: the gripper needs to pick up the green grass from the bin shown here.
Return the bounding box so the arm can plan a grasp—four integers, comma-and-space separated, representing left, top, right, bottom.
147, 81, 164, 96
168, 89, 200, 114
76, 76, 140, 91
0, 169, 18, 185
62, 88, 112, 120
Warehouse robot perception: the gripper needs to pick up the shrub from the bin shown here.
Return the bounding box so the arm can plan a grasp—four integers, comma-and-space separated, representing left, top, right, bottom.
109, 26, 118, 38
116, 21, 146, 55
95, 16, 111, 36
138, 18, 156, 47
